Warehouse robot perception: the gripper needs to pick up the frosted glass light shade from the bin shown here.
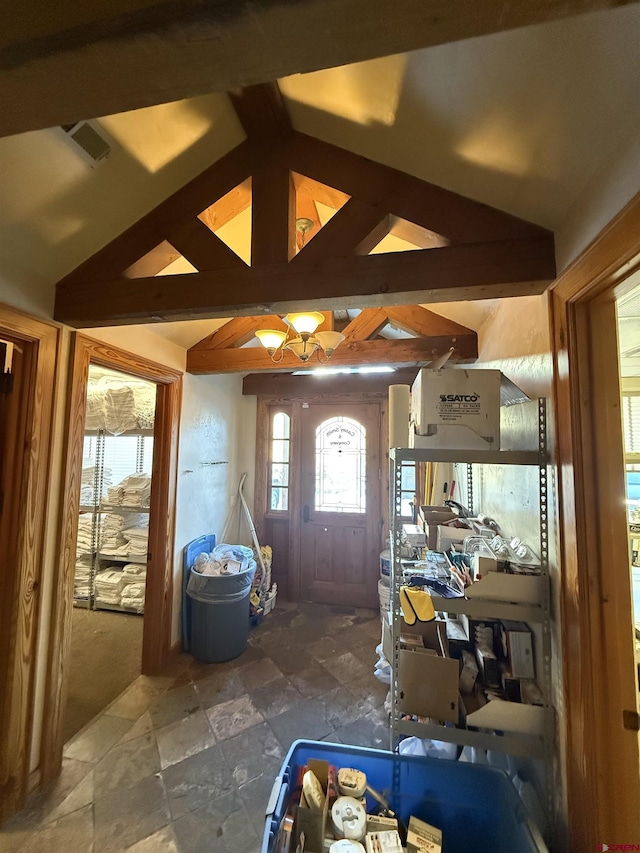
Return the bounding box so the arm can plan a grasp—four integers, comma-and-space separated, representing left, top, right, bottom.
255, 329, 287, 351
315, 331, 345, 355
285, 312, 325, 336
285, 338, 318, 362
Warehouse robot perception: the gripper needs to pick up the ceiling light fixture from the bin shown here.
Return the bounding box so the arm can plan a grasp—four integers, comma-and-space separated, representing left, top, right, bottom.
255, 312, 346, 364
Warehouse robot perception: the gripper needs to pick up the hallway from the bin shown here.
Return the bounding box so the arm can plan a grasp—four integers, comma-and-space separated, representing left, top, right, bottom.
0, 602, 385, 852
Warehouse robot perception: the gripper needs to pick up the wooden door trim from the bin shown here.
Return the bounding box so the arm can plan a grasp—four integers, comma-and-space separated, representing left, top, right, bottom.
550, 191, 640, 848
0, 305, 59, 823
41, 333, 181, 785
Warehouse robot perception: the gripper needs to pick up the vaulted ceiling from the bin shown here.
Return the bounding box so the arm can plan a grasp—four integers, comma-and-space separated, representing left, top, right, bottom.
1, 3, 639, 350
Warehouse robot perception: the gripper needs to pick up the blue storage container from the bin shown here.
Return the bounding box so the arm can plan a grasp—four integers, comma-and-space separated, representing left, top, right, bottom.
262, 740, 547, 853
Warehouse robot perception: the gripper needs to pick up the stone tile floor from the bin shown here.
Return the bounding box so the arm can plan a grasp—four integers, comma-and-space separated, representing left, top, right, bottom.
1, 602, 387, 853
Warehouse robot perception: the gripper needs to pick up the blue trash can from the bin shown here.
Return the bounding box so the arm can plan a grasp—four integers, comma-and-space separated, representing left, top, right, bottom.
187, 559, 256, 663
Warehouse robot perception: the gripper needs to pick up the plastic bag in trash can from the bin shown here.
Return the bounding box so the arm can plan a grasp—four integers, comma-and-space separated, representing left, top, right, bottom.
187, 559, 256, 603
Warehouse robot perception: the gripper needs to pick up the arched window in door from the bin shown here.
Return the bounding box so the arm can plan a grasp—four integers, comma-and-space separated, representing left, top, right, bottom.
315, 416, 366, 513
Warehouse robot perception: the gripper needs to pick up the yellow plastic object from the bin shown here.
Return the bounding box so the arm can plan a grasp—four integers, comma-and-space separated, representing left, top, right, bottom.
399, 585, 436, 624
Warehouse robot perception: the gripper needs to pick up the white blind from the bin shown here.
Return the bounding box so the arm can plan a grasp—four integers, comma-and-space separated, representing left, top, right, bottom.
623, 395, 640, 454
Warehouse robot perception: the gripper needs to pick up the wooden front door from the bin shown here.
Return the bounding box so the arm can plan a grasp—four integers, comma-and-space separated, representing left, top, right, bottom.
299, 403, 382, 608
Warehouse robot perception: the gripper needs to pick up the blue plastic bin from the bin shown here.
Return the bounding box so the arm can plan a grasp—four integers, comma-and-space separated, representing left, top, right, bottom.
262, 740, 546, 853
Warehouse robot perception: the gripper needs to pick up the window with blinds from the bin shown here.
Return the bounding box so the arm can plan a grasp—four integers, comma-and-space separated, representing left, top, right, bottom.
623, 395, 640, 458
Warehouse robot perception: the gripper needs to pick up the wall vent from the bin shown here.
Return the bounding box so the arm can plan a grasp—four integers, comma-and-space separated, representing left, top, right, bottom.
58, 121, 111, 167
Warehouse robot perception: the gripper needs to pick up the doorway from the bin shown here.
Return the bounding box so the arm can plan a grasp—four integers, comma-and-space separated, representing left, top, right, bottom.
300, 403, 382, 609
550, 193, 640, 847
256, 395, 385, 608
63, 363, 157, 743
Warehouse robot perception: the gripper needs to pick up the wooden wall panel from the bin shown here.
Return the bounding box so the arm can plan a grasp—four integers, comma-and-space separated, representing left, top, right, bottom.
0, 307, 59, 823
41, 334, 182, 786
550, 191, 640, 848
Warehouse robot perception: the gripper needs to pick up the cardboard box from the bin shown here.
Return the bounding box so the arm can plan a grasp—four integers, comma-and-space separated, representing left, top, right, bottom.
475, 645, 501, 687
294, 759, 332, 852
410, 368, 501, 449
436, 524, 470, 552
402, 523, 427, 547
418, 506, 457, 548
382, 612, 448, 662
500, 621, 535, 679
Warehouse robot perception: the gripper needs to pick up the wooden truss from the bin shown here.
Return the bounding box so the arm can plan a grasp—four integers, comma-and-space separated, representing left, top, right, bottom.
187, 305, 477, 373
54, 83, 555, 329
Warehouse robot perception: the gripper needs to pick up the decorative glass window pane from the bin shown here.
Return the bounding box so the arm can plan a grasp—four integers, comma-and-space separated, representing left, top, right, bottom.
315, 416, 366, 513
271, 463, 289, 487
271, 487, 289, 511
273, 412, 290, 440
401, 496, 414, 517
272, 439, 290, 463
269, 412, 290, 512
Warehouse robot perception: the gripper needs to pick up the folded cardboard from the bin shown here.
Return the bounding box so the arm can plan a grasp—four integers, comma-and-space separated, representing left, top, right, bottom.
406, 815, 443, 853
411, 368, 501, 449
295, 759, 331, 852
383, 614, 458, 723
466, 571, 543, 606
459, 649, 479, 693
500, 621, 535, 679
465, 699, 545, 736
398, 649, 459, 723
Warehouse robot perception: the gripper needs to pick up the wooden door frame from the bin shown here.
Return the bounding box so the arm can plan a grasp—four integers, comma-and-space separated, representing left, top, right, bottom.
41, 333, 182, 785
0, 305, 59, 822
254, 389, 389, 603
550, 192, 640, 848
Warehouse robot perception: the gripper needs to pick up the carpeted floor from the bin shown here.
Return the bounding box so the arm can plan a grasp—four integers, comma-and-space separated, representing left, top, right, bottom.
64, 608, 144, 744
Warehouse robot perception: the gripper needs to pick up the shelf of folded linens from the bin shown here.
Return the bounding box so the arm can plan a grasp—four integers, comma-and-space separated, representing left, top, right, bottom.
79, 504, 97, 513
99, 503, 150, 513
94, 600, 144, 615
99, 553, 147, 564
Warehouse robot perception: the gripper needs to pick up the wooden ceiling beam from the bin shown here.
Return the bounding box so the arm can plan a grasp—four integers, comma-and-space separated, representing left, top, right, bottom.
292, 173, 351, 211
389, 217, 448, 249
190, 315, 286, 352
198, 178, 252, 233
242, 368, 421, 397
285, 132, 551, 243
59, 138, 266, 287
188, 333, 477, 374
123, 240, 182, 278
227, 82, 292, 141
385, 305, 475, 338
251, 163, 296, 265
167, 219, 246, 270
2, 2, 631, 137
55, 235, 556, 327
293, 198, 390, 264
342, 308, 390, 342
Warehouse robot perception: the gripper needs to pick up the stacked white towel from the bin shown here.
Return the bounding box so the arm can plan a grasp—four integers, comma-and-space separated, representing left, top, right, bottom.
80, 484, 95, 505
133, 384, 156, 429
74, 555, 92, 599
122, 525, 149, 557
76, 514, 94, 555
106, 473, 152, 507
120, 582, 146, 613
100, 513, 126, 551
94, 569, 126, 605
82, 465, 112, 486
104, 385, 138, 435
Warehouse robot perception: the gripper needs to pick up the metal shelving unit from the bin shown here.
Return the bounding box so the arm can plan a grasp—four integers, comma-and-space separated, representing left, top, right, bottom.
74, 427, 152, 614
389, 398, 554, 817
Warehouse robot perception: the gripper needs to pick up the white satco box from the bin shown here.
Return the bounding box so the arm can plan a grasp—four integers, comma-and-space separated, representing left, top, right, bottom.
410, 369, 501, 450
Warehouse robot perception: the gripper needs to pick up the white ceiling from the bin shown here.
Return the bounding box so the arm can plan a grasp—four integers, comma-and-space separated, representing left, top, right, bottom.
0, 5, 638, 350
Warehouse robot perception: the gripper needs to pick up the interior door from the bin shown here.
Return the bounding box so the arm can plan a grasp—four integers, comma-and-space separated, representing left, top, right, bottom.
299, 403, 382, 608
